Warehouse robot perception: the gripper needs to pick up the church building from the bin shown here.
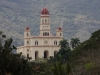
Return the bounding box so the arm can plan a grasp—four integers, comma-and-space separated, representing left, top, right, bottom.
17, 7, 63, 60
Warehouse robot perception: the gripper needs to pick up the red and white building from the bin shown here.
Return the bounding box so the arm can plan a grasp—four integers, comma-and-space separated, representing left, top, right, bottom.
17, 7, 63, 60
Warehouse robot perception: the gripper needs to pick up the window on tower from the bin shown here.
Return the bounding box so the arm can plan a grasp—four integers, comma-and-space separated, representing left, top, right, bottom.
43, 32, 49, 36
48, 33, 49, 36
45, 19, 47, 23
60, 33, 62, 36
27, 41, 29, 44
27, 33, 29, 36
45, 32, 47, 36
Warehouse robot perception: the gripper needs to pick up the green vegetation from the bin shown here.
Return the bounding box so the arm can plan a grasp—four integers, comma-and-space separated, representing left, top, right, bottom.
0, 31, 32, 75
0, 29, 100, 75
55, 39, 71, 62
70, 38, 80, 49
84, 62, 96, 70
70, 29, 100, 75
51, 62, 71, 75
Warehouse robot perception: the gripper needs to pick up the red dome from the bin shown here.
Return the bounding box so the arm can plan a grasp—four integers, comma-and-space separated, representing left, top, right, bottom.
58, 27, 62, 30
41, 7, 49, 15
25, 27, 30, 30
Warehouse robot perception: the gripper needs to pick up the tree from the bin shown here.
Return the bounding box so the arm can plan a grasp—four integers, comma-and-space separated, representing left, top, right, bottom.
70, 38, 80, 49
0, 31, 32, 75
70, 29, 100, 75
59, 39, 69, 49
54, 39, 71, 62
90, 29, 100, 46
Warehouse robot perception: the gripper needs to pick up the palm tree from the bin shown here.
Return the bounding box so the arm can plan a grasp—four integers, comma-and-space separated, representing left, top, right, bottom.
55, 39, 71, 62
70, 38, 80, 49
51, 62, 72, 75
59, 39, 69, 49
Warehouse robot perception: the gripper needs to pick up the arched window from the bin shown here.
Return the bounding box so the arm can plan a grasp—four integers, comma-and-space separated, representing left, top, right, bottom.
46, 32, 49, 36
43, 32, 49, 36
44, 32, 46, 36
44, 50, 49, 58
60, 33, 61, 36
35, 51, 39, 60
45, 19, 47, 23
27, 33, 29, 36
27, 49, 29, 54
54, 41, 57, 45
48, 33, 49, 36
35, 41, 38, 45
27, 41, 29, 44
45, 32, 47, 36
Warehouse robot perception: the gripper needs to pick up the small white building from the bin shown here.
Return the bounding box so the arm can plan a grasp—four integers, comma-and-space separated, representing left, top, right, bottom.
17, 7, 63, 60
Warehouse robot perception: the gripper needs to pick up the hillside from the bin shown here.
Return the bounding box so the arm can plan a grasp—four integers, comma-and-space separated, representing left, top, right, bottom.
0, 0, 100, 46
71, 29, 100, 75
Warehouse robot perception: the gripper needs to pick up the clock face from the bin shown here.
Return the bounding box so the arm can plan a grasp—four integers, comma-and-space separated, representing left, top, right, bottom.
44, 40, 48, 44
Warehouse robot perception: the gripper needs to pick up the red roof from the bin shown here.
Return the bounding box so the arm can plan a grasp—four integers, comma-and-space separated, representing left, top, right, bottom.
41, 7, 49, 15
25, 27, 30, 30
58, 27, 62, 30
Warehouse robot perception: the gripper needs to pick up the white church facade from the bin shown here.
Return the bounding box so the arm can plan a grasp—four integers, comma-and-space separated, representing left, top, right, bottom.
17, 7, 63, 60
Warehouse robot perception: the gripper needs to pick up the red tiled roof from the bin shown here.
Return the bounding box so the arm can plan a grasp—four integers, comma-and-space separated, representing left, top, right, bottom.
41, 7, 49, 15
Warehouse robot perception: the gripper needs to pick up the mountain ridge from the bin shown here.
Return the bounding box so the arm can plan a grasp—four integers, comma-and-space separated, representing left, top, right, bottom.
0, 0, 100, 46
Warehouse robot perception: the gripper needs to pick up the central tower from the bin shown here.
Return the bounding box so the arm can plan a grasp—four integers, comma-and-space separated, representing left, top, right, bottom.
40, 7, 50, 36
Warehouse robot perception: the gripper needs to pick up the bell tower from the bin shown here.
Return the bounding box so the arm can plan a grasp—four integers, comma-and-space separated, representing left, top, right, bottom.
56, 26, 63, 37
24, 27, 30, 46
40, 7, 50, 36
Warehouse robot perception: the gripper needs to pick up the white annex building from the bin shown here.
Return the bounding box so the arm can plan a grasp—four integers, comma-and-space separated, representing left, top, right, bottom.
17, 7, 63, 60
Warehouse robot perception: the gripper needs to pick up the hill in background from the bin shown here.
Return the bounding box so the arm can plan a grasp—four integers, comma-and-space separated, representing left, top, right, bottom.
71, 29, 100, 75
0, 0, 100, 46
